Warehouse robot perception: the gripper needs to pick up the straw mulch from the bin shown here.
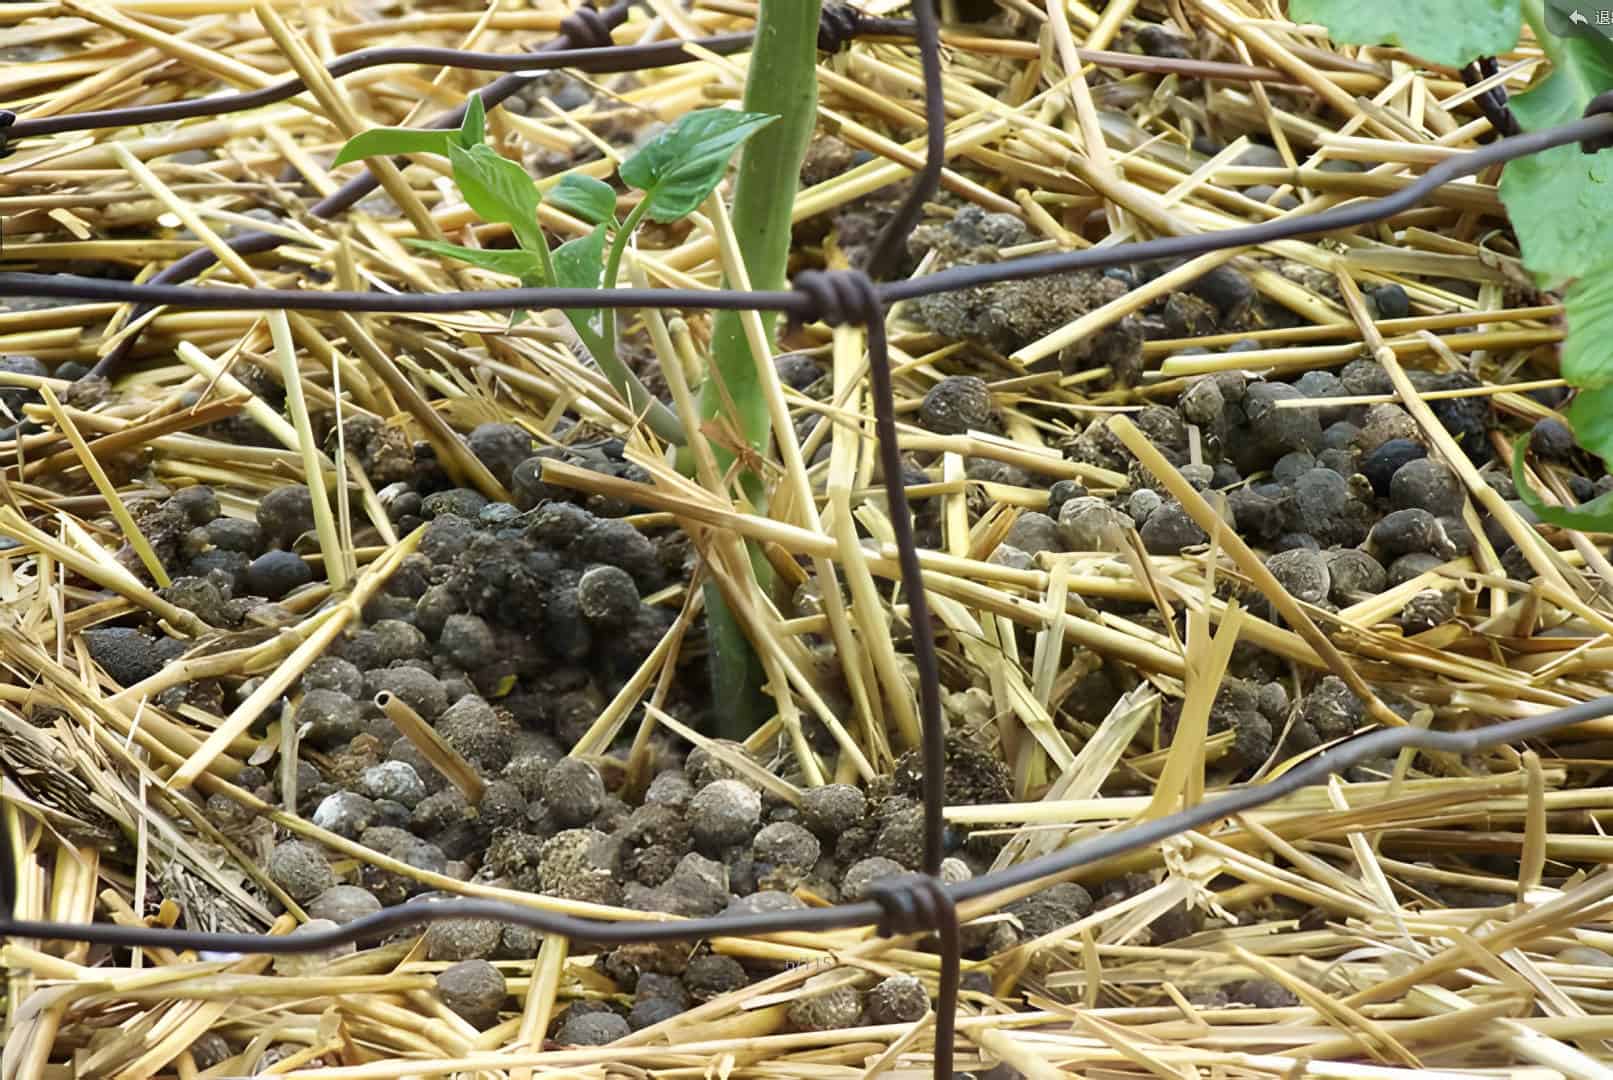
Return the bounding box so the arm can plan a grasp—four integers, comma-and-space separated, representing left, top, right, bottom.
3, 0, 1613, 1077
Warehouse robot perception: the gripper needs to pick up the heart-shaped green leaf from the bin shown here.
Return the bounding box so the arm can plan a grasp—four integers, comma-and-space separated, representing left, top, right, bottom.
1288, 0, 1520, 69
548, 174, 618, 226
447, 142, 543, 251
619, 108, 778, 223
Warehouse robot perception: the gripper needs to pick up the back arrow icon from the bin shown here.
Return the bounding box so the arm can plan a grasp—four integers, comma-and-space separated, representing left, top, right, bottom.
1571, 9, 1590, 23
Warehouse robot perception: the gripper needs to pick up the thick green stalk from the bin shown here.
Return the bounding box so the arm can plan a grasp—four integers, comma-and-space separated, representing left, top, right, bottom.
698, 0, 822, 739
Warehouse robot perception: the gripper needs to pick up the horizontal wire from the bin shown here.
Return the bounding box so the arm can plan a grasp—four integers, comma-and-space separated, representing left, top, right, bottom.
4, 690, 1611, 951
5, 112, 1609, 318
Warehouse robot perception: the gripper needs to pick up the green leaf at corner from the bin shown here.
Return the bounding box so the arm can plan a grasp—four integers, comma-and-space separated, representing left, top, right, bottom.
1500, 14, 1613, 282
1288, 0, 1520, 69
552, 225, 608, 341
1559, 272, 1613, 389
619, 108, 779, 222
548, 174, 618, 226
458, 91, 487, 149
403, 238, 545, 279
1567, 383, 1613, 469
334, 127, 453, 167
447, 142, 543, 250
1511, 431, 1613, 530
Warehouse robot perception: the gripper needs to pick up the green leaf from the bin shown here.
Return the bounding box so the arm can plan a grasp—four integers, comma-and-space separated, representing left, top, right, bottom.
1559, 272, 1613, 390
552, 225, 608, 341
1287, 0, 1520, 69
403, 238, 545, 278
334, 127, 453, 167
619, 108, 779, 222
458, 91, 487, 149
1500, 20, 1613, 283
1567, 383, 1613, 469
548, 174, 618, 226
447, 142, 543, 250
1511, 431, 1613, 530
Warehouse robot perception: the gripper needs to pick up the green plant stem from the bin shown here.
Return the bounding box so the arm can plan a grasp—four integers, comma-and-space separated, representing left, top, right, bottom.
602, 199, 653, 361
562, 203, 687, 446
692, 0, 823, 738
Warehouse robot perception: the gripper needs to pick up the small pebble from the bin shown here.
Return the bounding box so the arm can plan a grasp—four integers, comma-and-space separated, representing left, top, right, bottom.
1324, 549, 1387, 602
1389, 552, 1446, 586
1369, 508, 1451, 560
1400, 589, 1454, 633
1003, 511, 1060, 555
841, 856, 905, 900
424, 916, 504, 961
257, 485, 316, 549
543, 759, 606, 827
1531, 417, 1577, 460
359, 762, 427, 808
577, 564, 640, 624
1244, 382, 1322, 457
687, 779, 762, 852
436, 959, 507, 1028
244, 550, 313, 600
312, 791, 376, 839
919, 376, 995, 435
683, 953, 748, 1000
753, 821, 820, 871
1045, 480, 1088, 521
1057, 497, 1133, 552
1265, 548, 1330, 605
865, 974, 929, 1025
1369, 284, 1410, 320
308, 884, 381, 926
801, 784, 865, 837
1355, 406, 1421, 456
556, 1010, 630, 1045
438, 613, 495, 671
1127, 489, 1164, 524
788, 975, 864, 1032
1389, 458, 1464, 517
268, 840, 335, 903
297, 689, 365, 749
1139, 502, 1206, 555
84, 627, 185, 686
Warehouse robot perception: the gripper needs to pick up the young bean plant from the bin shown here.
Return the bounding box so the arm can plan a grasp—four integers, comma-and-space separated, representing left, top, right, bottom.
336, 95, 785, 735
334, 93, 776, 450
1292, 0, 1613, 526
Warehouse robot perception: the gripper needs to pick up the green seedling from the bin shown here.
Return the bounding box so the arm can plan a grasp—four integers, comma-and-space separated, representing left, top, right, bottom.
335, 93, 777, 449
337, 90, 793, 735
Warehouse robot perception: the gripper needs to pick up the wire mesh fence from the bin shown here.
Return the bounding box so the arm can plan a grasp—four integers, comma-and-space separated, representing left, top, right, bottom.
3, 4, 1613, 1077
